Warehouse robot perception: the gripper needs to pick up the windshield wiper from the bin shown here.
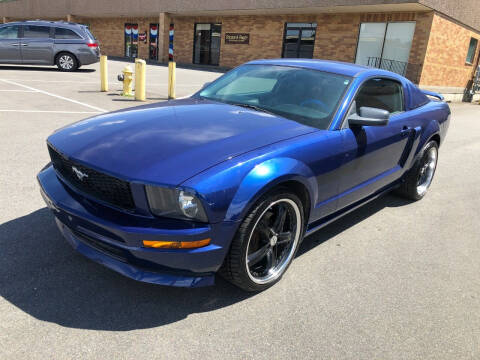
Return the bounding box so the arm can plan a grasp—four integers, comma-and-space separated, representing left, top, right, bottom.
230, 102, 275, 115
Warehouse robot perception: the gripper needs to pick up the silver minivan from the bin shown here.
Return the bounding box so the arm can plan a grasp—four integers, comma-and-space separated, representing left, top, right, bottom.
0, 20, 99, 71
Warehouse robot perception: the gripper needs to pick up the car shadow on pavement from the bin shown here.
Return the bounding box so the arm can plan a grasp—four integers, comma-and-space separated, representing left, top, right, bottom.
297, 194, 411, 256
0, 65, 95, 73
0, 194, 410, 331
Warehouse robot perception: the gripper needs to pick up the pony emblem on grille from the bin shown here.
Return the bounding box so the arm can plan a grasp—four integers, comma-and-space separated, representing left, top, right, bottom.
72, 166, 88, 181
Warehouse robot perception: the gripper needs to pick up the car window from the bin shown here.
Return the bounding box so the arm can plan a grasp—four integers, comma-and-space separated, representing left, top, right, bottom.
23, 25, 51, 39
198, 64, 352, 130
84, 27, 96, 40
355, 78, 404, 114
0, 25, 19, 39
55, 27, 82, 39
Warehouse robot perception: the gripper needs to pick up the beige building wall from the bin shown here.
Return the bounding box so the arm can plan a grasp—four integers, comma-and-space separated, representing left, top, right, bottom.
420, 13, 480, 88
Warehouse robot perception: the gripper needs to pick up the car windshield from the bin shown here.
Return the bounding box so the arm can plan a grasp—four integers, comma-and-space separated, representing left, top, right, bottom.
197, 64, 352, 129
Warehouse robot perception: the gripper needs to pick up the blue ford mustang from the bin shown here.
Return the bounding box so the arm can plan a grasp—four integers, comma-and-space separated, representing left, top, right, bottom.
38, 59, 450, 291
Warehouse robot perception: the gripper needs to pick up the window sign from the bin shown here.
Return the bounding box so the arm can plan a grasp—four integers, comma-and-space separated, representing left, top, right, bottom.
225, 33, 249, 44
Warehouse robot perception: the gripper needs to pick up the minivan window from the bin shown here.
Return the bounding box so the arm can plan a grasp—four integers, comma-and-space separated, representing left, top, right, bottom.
85, 28, 96, 40
0, 25, 19, 39
55, 28, 82, 39
23, 25, 51, 38
355, 78, 404, 114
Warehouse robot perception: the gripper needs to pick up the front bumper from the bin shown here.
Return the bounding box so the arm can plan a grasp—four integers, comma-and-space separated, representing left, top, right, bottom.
37, 164, 238, 287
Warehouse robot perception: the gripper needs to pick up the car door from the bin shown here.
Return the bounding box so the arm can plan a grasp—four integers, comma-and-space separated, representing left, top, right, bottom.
337, 77, 412, 209
0, 25, 22, 63
20, 25, 54, 65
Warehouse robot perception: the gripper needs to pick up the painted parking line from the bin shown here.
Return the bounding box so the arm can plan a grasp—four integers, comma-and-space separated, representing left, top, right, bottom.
0, 89, 37, 92
1, 78, 98, 84
0, 78, 107, 113
2, 78, 208, 87
0, 110, 101, 114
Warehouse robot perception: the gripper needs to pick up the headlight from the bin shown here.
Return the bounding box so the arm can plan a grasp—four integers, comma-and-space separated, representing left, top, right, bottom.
145, 186, 208, 222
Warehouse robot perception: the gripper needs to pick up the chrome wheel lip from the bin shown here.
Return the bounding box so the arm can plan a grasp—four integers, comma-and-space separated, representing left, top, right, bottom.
59, 55, 74, 70
245, 198, 301, 285
416, 146, 437, 196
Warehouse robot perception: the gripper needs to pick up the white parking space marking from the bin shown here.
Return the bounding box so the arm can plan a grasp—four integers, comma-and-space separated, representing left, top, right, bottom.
1, 78, 99, 84
0, 89, 37, 92
0, 110, 101, 114
0, 79, 107, 113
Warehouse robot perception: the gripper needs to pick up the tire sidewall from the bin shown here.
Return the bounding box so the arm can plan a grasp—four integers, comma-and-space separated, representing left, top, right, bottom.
413, 140, 439, 199
233, 190, 305, 291
56, 53, 78, 72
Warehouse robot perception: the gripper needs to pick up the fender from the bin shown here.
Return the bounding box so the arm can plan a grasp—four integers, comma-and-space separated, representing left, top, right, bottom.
224, 157, 317, 222
414, 119, 440, 162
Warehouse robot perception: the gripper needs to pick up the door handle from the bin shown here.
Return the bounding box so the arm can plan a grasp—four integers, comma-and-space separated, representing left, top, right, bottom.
10, 43, 19, 46
20, 44, 28, 46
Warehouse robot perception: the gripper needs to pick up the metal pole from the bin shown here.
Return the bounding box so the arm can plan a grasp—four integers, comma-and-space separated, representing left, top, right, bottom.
135, 59, 146, 101
100, 55, 108, 92
168, 61, 176, 99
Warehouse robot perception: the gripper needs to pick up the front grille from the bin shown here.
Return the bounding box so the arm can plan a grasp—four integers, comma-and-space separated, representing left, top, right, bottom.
48, 145, 135, 210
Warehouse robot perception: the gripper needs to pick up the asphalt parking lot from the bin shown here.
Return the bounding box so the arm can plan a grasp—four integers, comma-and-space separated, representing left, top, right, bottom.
1, 61, 480, 359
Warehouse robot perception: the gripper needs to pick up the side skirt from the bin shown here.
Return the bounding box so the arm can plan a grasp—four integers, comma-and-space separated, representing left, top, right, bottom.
304, 182, 401, 238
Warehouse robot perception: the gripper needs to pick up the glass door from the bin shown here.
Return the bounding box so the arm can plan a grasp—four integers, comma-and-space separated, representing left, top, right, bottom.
282, 23, 317, 58
193, 23, 221, 65
125, 23, 138, 58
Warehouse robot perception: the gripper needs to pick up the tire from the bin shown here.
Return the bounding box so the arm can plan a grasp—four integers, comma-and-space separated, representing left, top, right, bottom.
396, 140, 439, 201
56, 52, 78, 72
220, 189, 305, 292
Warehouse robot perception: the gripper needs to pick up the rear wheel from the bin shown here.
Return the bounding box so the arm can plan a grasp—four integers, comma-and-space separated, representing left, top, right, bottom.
56, 52, 78, 72
221, 190, 304, 292
397, 140, 438, 200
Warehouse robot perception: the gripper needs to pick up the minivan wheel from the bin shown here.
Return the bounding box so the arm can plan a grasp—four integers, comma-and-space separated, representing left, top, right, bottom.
220, 190, 304, 292
56, 53, 78, 72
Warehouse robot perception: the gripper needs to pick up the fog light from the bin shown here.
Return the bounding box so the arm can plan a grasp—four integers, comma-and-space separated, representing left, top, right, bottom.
142, 238, 211, 249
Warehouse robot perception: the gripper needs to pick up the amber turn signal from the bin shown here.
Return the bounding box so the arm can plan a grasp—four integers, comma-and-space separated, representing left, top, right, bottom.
142, 238, 211, 249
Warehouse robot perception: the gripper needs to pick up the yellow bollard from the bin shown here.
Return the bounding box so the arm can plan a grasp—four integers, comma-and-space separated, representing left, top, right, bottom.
122, 65, 134, 97
135, 59, 146, 101
168, 61, 176, 99
100, 55, 108, 92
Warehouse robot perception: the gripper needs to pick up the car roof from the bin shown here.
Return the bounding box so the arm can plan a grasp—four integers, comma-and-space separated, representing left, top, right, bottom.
246, 58, 399, 79
1, 20, 83, 28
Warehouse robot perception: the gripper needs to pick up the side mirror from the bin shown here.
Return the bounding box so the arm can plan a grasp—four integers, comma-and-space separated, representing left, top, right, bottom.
348, 107, 389, 127
201, 82, 211, 89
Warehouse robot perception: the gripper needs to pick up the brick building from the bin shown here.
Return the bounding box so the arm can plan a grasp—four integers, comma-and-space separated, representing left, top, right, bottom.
1, 0, 479, 99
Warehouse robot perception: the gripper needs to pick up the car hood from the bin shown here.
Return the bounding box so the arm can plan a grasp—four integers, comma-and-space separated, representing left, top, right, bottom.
47, 98, 316, 185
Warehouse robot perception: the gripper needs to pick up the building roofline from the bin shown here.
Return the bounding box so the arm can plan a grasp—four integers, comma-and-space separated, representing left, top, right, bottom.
1, 0, 479, 31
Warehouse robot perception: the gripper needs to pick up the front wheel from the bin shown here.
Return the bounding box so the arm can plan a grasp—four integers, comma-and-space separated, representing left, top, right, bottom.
397, 140, 439, 200
220, 190, 304, 292
56, 53, 78, 72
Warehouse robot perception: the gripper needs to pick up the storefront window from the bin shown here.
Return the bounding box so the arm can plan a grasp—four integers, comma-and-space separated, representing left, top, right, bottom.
169, 23, 174, 61
355, 22, 416, 72
149, 23, 158, 60
193, 23, 221, 65
125, 23, 138, 58
282, 23, 317, 59
466, 37, 478, 64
